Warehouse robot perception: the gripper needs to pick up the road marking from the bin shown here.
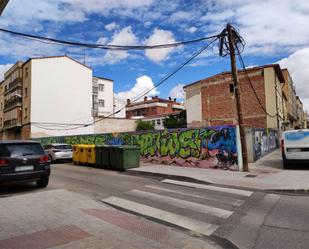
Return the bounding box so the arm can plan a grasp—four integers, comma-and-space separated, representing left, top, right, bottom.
128, 189, 233, 219
161, 179, 253, 197
145, 185, 244, 207
102, 196, 218, 236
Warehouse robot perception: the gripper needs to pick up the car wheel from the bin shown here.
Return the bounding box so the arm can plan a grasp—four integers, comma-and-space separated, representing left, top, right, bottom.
36, 177, 49, 188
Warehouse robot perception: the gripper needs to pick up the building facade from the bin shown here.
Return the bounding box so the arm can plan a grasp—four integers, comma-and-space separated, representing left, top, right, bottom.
184, 64, 285, 131
126, 96, 185, 118
282, 69, 298, 130
92, 76, 114, 117
0, 56, 95, 139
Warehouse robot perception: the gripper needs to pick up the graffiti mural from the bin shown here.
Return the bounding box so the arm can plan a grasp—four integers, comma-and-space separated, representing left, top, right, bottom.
253, 128, 278, 161
36, 126, 238, 170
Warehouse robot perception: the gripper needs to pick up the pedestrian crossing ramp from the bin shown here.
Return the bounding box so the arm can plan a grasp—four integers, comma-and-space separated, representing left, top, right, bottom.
102, 179, 253, 237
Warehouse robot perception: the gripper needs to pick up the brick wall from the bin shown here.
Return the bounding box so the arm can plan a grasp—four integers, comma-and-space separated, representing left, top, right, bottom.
21, 124, 31, 140
201, 70, 267, 128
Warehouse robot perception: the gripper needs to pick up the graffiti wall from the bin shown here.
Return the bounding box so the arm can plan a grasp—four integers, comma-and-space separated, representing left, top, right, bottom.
253, 128, 279, 161
36, 125, 238, 170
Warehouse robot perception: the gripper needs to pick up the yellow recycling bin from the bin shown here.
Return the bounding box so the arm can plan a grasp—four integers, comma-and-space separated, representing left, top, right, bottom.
79, 144, 88, 164
72, 144, 81, 165
85, 144, 96, 165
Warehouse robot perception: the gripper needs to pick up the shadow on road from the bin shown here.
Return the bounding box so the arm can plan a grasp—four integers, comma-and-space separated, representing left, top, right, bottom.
0, 182, 40, 196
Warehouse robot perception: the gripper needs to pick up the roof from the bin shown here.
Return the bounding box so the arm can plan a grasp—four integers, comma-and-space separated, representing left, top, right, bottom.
184, 64, 285, 89
127, 97, 183, 107
23, 55, 92, 70
93, 76, 114, 82
143, 111, 182, 119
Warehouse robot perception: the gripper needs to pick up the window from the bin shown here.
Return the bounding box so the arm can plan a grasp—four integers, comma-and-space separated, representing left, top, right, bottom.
24, 108, 28, 119
156, 119, 161, 125
25, 67, 28, 78
24, 87, 28, 97
99, 84, 104, 92
99, 99, 105, 107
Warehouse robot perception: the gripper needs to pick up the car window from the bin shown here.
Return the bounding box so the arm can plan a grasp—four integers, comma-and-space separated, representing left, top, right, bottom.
0, 143, 45, 157
54, 145, 72, 150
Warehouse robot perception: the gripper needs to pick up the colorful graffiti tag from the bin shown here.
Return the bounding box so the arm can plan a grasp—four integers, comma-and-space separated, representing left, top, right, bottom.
37, 126, 238, 170
253, 129, 278, 161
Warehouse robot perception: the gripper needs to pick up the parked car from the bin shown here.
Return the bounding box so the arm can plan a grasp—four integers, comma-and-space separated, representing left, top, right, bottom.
281, 129, 309, 169
44, 143, 73, 162
0, 140, 50, 188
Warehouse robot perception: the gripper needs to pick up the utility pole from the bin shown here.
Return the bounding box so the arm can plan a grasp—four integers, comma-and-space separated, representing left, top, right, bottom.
226, 23, 249, 171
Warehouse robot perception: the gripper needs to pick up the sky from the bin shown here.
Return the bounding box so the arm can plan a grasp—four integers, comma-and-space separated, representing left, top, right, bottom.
0, 0, 308, 112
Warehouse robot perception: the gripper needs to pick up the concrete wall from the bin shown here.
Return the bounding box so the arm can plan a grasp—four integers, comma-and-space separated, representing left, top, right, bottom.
37, 125, 239, 170
185, 85, 202, 127
94, 117, 136, 133
28, 57, 94, 138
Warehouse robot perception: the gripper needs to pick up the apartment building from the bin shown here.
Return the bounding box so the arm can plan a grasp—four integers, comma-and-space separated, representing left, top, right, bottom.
0, 56, 94, 139
126, 96, 185, 118
295, 96, 305, 129
184, 64, 285, 131
92, 76, 114, 117
282, 69, 298, 129
1, 62, 24, 139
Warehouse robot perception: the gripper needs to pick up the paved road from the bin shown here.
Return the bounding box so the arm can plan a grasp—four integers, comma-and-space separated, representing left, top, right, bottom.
1, 163, 309, 249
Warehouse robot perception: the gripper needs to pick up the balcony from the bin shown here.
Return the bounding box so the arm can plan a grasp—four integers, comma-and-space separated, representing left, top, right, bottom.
3, 119, 22, 130
4, 97, 22, 112
4, 77, 22, 95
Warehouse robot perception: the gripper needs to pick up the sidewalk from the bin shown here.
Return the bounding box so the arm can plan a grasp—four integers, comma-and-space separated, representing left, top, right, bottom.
128, 150, 309, 192
0, 189, 221, 249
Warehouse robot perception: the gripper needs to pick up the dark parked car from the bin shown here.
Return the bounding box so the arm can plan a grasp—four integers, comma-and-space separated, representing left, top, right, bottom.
0, 140, 50, 188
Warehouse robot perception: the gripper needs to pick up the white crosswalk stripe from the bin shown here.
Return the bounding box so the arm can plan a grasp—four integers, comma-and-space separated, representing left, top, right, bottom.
127, 189, 233, 218
102, 196, 219, 236
145, 185, 245, 206
102, 181, 252, 237
161, 179, 253, 197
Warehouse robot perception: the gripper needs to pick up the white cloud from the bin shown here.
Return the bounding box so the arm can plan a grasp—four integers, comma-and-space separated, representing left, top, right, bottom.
187, 26, 197, 33
0, 64, 13, 80
169, 84, 185, 100
97, 36, 108, 45
115, 75, 159, 101
170, 11, 194, 22
105, 22, 118, 31
104, 26, 138, 64
278, 48, 309, 112
145, 29, 177, 63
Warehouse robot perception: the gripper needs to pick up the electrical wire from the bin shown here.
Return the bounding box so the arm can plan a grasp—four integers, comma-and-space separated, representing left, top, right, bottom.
0, 27, 220, 51
32, 37, 219, 131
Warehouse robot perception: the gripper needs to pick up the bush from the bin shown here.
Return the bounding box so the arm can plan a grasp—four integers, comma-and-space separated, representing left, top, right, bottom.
136, 120, 155, 131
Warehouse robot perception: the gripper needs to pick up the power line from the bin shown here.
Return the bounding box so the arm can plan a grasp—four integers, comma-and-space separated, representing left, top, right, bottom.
32, 37, 219, 131
0, 27, 220, 50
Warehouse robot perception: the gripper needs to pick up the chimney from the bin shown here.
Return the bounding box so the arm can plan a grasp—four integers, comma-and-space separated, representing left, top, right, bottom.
144, 96, 147, 102
127, 99, 130, 105
173, 98, 176, 102
168, 97, 172, 101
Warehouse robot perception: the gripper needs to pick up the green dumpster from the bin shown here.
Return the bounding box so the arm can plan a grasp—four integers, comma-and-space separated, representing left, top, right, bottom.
95, 145, 112, 169
109, 146, 140, 171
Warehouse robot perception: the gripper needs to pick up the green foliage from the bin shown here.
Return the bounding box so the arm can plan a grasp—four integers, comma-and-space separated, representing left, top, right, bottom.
163, 110, 187, 129
136, 120, 155, 131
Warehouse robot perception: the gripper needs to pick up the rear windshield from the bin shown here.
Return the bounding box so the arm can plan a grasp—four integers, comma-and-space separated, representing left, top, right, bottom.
0, 143, 45, 157
54, 145, 72, 150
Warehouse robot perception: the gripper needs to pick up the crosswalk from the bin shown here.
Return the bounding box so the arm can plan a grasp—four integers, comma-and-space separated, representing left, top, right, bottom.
102, 179, 253, 237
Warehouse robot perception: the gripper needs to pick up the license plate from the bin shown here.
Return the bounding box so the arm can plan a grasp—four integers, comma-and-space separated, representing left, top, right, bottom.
15, 165, 34, 172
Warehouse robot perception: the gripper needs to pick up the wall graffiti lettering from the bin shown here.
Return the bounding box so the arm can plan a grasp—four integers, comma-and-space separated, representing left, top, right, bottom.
36, 126, 238, 170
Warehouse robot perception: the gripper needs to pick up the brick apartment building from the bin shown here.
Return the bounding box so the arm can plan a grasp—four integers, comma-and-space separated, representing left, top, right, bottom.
126, 96, 185, 129
184, 64, 285, 130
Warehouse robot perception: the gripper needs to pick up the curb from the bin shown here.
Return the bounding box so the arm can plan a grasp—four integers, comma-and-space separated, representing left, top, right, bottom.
124, 169, 212, 185
125, 169, 309, 195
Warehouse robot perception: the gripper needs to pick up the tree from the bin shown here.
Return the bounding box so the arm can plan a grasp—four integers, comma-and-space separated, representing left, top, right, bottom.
163, 110, 187, 129
136, 120, 155, 131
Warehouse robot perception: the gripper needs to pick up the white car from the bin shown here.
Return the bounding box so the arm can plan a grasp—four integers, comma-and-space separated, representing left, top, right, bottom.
281, 129, 309, 169
44, 143, 73, 163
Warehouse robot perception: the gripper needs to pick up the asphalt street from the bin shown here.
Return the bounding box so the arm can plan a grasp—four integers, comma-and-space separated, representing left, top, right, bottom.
1, 163, 309, 249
